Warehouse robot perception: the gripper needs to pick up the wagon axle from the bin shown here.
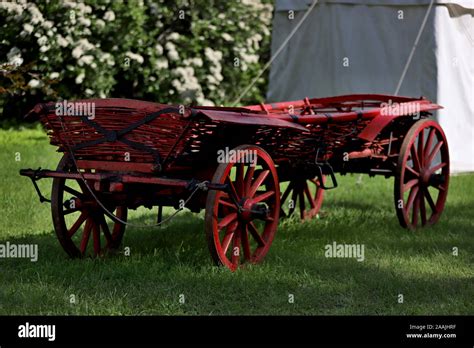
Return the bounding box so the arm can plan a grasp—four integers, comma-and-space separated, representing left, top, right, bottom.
63, 196, 97, 209
427, 173, 446, 187
421, 171, 445, 187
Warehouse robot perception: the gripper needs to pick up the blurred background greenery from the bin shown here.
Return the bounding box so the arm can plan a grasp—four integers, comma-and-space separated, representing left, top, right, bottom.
0, 0, 273, 125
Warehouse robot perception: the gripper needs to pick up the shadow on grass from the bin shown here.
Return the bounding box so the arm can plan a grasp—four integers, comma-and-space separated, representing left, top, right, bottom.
1, 196, 472, 266
0, 243, 471, 315
323, 199, 388, 212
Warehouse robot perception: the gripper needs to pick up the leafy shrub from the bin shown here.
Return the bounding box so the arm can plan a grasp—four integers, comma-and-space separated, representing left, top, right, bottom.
0, 0, 273, 123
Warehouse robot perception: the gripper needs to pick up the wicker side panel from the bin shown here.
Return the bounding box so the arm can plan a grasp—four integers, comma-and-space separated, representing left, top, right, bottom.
39, 106, 192, 164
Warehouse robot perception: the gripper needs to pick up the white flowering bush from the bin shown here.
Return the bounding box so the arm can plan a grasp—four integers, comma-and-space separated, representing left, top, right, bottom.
0, 0, 273, 122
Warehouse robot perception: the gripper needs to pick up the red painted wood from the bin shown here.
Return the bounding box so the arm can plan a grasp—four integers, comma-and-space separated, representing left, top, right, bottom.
76, 160, 155, 173
21, 168, 190, 187
28, 94, 442, 176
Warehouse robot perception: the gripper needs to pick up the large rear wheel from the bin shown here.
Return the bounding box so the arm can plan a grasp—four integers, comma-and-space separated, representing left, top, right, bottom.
205, 145, 280, 271
394, 119, 449, 229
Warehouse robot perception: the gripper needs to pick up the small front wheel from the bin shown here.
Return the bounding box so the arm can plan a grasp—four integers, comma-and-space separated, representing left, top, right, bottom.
205, 145, 280, 271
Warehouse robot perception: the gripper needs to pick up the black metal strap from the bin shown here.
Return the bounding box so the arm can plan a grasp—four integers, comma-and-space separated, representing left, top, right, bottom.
324, 113, 333, 123
315, 164, 338, 190
69, 107, 184, 170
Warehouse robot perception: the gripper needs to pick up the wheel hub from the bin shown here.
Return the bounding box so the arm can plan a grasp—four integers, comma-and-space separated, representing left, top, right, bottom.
239, 198, 268, 221
420, 168, 431, 186
420, 167, 443, 187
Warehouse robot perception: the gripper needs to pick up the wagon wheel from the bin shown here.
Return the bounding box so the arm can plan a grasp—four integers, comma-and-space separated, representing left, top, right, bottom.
51, 155, 128, 257
394, 119, 449, 229
205, 145, 280, 271
280, 177, 325, 220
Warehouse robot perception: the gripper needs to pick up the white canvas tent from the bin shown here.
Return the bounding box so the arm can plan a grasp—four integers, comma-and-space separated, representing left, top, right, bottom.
267, 0, 474, 172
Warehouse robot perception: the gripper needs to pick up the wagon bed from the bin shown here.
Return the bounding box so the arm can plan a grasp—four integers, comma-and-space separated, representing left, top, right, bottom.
28, 94, 440, 171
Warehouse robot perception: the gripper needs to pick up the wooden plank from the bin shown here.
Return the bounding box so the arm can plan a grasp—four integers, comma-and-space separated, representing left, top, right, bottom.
76, 160, 154, 173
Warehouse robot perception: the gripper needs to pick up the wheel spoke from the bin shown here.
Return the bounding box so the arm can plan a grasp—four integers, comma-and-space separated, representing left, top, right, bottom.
424, 128, 436, 159
218, 212, 237, 230
253, 190, 274, 203
248, 170, 269, 198
218, 198, 237, 210
64, 186, 84, 198
304, 184, 316, 209
76, 179, 89, 195
244, 165, 255, 195
248, 222, 266, 247
236, 163, 245, 197
63, 207, 81, 215
424, 189, 437, 213
426, 141, 444, 166
280, 182, 293, 205
98, 213, 112, 245
241, 224, 251, 261
79, 219, 92, 254
417, 129, 424, 167
226, 177, 240, 201
92, 221, 101, 256
406, 185, 419, 212
310, 178, 321, 187
403, 179, 419, 192
299, 191, 305, 220
419, 189, 427, 226
231, 228, 241, 266
432, 182, 446, 191
412, 192, 420, 226
68, 212, 88, 237
425, 162, 447, 177
288, 187, 298, 216
410, 146, 421, 171
221, 220, 238, 255
405, 165, 420, 177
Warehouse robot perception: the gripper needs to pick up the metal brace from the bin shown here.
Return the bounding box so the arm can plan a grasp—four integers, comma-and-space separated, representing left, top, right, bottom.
314, 148, 338, 190
28, 168, 51, 203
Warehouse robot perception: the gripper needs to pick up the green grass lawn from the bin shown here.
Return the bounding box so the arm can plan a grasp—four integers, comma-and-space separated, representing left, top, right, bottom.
0, 127, 473, 315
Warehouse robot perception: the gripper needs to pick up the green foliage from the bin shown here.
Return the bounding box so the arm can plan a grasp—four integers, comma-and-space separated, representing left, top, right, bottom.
0, 0, 273, 122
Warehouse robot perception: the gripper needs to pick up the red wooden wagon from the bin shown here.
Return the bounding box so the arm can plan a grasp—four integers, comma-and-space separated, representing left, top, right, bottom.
21, 94, 449, 271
